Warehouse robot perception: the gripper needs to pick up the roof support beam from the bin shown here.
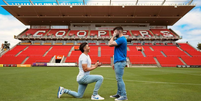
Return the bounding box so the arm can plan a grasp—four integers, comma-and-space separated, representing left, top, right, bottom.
16, 16, 182, 19
136, 0, 138, 5
161, 0, 166, 5
83, 0, 85, 5
110, 0, 111, 5
56, 0, 59, 5
3, 0, 9, 5
29, 0, 34, 5
188, 0, 193, 5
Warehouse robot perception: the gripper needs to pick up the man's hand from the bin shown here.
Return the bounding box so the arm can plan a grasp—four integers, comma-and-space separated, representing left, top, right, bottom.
112, 64, 114, 70
98, 62, 102, 66
113, 32, 117, 37
108, 32, 118, 47
95, 62, 102, 67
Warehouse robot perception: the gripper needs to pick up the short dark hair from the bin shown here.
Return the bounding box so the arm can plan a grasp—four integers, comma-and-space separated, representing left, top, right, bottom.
113, 26, 123, 31
79, 42, 88, 53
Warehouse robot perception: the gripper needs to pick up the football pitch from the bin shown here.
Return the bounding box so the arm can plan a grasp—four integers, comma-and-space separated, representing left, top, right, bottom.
0, 67, 201, 101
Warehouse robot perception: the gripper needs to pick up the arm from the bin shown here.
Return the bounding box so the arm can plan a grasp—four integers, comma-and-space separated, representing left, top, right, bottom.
82, 62, 101, 72
108, 33, 118, 47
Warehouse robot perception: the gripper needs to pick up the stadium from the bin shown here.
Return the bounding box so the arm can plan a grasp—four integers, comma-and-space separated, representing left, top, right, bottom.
0, 0, 201, 101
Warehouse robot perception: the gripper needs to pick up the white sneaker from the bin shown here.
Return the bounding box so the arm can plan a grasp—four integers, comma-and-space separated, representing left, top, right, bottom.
110, 94, 120, 98
91, 94, 105, 100
115, 96, 128, 101
57, 86, 64, 98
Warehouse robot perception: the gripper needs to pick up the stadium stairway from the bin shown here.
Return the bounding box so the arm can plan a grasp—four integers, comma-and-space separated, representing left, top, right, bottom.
21, 57, 29, 64
15, 46, 29, 56
0, 45, 28, 64
43, 46, 53, 57
178, 57, 187, 65
178, 43, 201, 65
153, 57, 162, 67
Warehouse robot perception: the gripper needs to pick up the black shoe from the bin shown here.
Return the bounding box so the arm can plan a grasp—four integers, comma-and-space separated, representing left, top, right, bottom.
110, 94, 120, 98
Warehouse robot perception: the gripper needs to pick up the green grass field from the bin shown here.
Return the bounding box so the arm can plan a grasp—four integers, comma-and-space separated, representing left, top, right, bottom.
0, 67, 201, 101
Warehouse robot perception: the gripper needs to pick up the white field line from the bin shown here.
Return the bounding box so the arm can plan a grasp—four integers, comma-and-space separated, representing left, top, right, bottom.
105, 78, 201, 86
142, 69, 201, 76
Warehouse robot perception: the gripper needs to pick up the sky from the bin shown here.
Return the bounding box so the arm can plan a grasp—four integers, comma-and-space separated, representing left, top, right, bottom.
0, 0, 201, 49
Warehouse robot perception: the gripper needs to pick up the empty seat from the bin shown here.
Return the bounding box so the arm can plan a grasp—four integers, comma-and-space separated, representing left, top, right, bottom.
90, 30, 110, 37
20, 29, 49, 38
24, 56, 52, 64
129, 56, 156, 65
143, 46, 163, 57
131, 30, 153, 37
156, 56, 184, 67
181, 56, 201, 65
150, 29, 176, 38
65, 50, 81, 63
68, 30, 88, 37
1, 43, 200, 67
0, 56, 26, 64
46, 29, 69, 37
179, 43, 201, 56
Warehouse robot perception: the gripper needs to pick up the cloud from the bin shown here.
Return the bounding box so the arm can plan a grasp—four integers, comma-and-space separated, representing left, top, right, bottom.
169, 6, 201, 48
186, 29, 201, 35
174, 8, 201, 29
193, 0, 201, 6
0, 14, 28, 48
0, 0, 200, 50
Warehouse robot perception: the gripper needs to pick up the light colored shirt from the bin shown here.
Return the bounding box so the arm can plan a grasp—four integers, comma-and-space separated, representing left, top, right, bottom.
77, 53, 91, 81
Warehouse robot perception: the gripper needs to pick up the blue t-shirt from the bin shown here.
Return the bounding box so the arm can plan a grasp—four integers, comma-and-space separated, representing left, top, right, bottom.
114, 36, 127, 63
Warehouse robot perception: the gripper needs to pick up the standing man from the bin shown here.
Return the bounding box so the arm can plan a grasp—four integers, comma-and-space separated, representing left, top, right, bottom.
57, 42, 104, 100
108, 26, 128, 101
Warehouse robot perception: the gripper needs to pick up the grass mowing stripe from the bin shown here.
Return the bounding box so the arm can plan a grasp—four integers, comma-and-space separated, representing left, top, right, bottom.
142, 68, 201, 76
0, 67, 201, 101
105, 78, 201, 86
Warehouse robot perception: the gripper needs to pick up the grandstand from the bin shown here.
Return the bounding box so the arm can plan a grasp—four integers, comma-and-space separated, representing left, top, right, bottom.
0, 0, 201, 67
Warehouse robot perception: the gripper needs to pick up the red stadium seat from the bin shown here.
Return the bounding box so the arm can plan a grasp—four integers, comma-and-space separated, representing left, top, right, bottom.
156, 56, 184, 67
129, 56, 156, 65
68, 30, 89, 37
179, 43, 201, 56
150, 29, 176, 38
20, 29, 49, 38
131, 30, 153, 37
1, 43, 200, 67
90, 30, 110, 37
46, 29, 69, 37
181, 56, 201, 65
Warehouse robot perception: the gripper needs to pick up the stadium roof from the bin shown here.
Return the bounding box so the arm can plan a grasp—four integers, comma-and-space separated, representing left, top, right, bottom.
2, 5, 195, 25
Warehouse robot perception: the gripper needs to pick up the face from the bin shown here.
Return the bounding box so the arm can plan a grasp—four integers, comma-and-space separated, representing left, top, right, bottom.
114, 30, 120, 38
84, 44, 90, 52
